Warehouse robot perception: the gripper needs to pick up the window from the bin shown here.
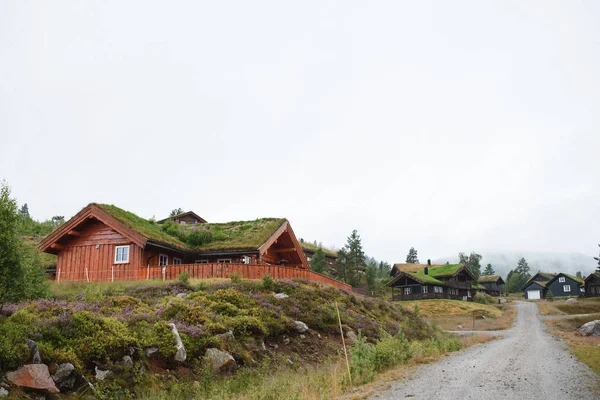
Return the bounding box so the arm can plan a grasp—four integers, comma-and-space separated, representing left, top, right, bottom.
422, 286, 428, 294
559, 277, 565, 283
307, 256, 312, 261
180, 221, 186, 225
404, 287, 411, 295
195, 260, 209, 264
434, 286, 443, 293
114, 246, 129, 264
563, 285, 571, 292
242, 256, 252, 264
159, 254, 168, 266
217, 259, 232, 264
173, 258, 182, 265
467, 290, 472, 298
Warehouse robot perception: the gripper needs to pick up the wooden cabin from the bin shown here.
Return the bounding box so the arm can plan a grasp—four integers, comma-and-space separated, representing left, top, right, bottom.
156, 211, 207, 225
583, 272, 600, 297
477, 275, 505, 296
38, 204, 351, 291
299, 240, 338, 267
522, 272, 556, 300
387, 263, 475, 301
522, 272, 582, 300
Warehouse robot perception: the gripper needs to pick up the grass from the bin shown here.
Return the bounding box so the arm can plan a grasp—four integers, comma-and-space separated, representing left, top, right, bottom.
554, 301, 600, 315
299, 241, 338, 258
426, 304, 517, 331
400, 299, 503, 318
536, 300, 564, 315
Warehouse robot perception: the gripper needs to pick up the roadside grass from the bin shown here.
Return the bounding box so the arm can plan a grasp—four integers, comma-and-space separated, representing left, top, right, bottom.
553, 301, 600, 315
426, 304, 517, 331
400, 299, 502, 318
535, 300, 564, 316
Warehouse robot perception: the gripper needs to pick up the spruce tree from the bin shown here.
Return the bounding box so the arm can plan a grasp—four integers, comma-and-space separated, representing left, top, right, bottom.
482, 263, 495, 276
19, 203, 29, 218
516, 257, 530, 277
594, 245, 600, 273
405, 247, 419, 264
310, 247, 327, 274
344, 230, 366, 287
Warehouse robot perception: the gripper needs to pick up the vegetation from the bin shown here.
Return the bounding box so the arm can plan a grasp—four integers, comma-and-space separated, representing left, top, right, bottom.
482, 263, 495, 276
405, 247, 419, 264
398, 299, 502, 318
170, 208, 184, 216
300, 241, 337, 258
458, 252, 482, 280
334, 230, 366, 287
309, 247, 327, 274
505, 258, 532, 293
0, 182, 49, 311
473, 292, 496, 304
595, 244, 600, 274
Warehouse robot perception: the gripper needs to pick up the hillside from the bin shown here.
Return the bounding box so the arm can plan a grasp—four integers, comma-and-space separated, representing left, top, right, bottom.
433, 251, 598, 279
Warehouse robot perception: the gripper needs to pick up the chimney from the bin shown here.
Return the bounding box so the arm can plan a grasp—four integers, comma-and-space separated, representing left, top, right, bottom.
425, 259, 431, 275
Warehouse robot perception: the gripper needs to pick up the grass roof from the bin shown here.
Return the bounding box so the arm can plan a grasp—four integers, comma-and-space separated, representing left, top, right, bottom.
95, 204, 286, 253
300, 242, 338, 258
96, 204, 189, 250
525, 280, 549, 288
562, 273, 584, 284
404, 270, 445, 285
538, 272, 556, 280
478, 275, 502, 283
427, 264, 465, 278
392, 263, 447, 273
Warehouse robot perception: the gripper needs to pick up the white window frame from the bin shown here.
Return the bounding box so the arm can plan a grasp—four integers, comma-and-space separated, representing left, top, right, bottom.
173, 257, 182, 265
404, 287, 411, 295
422, 286, 428, 294
159, 254, 168, 266
559, 277, 565, 283
195, 260, 209, 264
114, 245, 130, 264
467, 290, 472, 298
242, 256, 252, 264
563, 285, 571, 292
217, 258, 232, 264
307, 256, 312, 261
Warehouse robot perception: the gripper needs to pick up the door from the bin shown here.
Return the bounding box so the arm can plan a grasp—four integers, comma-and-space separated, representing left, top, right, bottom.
527, 290, 541, 300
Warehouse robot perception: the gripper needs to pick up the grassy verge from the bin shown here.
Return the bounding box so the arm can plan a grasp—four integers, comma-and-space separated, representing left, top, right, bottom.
426, 304, 516, 331
399, 300, 502, 318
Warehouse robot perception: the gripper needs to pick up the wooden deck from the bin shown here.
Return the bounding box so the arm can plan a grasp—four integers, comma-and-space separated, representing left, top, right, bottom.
55, 262, 352, 291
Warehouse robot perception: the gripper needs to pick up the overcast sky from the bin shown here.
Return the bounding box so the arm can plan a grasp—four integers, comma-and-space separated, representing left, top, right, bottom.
1, 1, 599, 264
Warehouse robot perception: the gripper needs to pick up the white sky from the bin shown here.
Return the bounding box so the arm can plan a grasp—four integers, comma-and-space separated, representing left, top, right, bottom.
1, 1, 599, 263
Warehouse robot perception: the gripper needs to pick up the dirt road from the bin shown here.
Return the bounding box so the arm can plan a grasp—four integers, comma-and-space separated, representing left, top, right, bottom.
371, 302, 599, 400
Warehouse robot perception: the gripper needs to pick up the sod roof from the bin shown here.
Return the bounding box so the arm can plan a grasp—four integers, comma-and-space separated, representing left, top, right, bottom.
525, 280, 549, 288
392, 263, 447, 273
95, 204, 287, 253
389, 264, 469, 287
478, 275, 502, 283
561, 273, 584, 284
300, 242, 338, 258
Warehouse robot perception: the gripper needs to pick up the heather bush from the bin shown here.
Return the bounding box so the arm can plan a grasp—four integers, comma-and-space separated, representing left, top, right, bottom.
177, 270, 190, 286
474, 292, 495, 304
230, 272, 242, 284
260, 274, 275, 292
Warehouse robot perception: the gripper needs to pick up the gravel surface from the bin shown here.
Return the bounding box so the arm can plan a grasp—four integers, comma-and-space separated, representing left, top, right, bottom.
371, 302, 599, 400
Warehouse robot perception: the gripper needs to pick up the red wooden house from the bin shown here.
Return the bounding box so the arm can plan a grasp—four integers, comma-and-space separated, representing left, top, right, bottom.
39, 204, 350, 290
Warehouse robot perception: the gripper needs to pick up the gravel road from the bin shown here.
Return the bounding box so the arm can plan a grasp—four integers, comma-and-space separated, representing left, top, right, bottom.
371, 302, 599, 400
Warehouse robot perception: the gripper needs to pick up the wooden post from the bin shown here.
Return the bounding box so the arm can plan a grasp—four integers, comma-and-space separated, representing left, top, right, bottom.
147, 265, 150, 280
111, 266, 114, 282
335, 301, 352, 386
57, 268, 61, 283
85, 267, 89, 283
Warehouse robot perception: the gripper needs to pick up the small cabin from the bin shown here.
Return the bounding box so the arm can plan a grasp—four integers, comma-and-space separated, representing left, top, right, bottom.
523, 272, 556, 300
583, 273, 600, 297
388, 263, 475, 301
477, 275, 505, 296
156, 211, 207, 225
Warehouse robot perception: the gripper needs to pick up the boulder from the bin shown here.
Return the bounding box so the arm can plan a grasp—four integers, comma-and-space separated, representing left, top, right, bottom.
346, 330, 358, 343
52, 362, 74, 384
6, 364, 59, 394
0, 388, 8, 397
94, 366, 112, 381
169, 323, 187, 362
204, 348, 237, 373
273, 293, 289, 299
565, 298, 578, 305
26, 340, 42, 364
121, 355, 134, 369
216, 330, 235, 344
577, 320, 600, 337
145, 347, 159, 358
292, 321, 308, 333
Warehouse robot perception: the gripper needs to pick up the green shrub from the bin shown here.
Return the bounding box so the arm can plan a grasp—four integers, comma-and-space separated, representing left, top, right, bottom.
374, 331, 412, 371
138, 321, 177, 359
222, 315, 268, 337
0, 319, 30, 370
177, 271, 190, 286
230, 273, 242, 284
260, 274, 275, 292
473, 292, 495, 304
195, 281, 208, 292
349, 332, 376, 384
545, 290, 554, 302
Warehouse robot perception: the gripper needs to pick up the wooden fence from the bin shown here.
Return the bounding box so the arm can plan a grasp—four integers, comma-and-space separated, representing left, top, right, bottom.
55, 263, 352, 292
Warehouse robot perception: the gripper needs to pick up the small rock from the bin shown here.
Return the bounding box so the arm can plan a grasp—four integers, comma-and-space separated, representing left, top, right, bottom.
273, 293, 289, 299
0, 388, 8, 397
26, 339, 42, 363
577, 320, 600, 337
268, 343, 279, 349
292, 321, 308, 333
145, 347, 159, 357
176, 293, 188, 298
216, 330, 235, 344
283, 337, 291, 345
317, 334, 322, 339
122, 355, 134, 369
127, 346, 136, 356
204, 348, 237, 373
75, 292, 86, 301
52, 362, 74, 384
260, 341, 267, 351
95, 366, 112, 381
169, 323, 187, 362
346, 330, 358, 343
457, 325, 464, 330
299, 334, 305, 339
7, 364, 59, 394
287, 359, 294, 365
565, 298, 578, 305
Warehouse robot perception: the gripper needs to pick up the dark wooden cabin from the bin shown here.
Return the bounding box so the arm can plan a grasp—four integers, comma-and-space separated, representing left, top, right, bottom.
156, 211, 207, 225
38, 204, 351, 291
477, 275, 505, 296
299, 240, 338, 267
523, 272, 556, 300
388, 263, 475, 301
545, 273, 583, 298
583, 272, 600, 297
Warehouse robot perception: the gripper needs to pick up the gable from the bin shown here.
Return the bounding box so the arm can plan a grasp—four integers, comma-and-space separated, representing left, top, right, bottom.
524, 281, 547, 290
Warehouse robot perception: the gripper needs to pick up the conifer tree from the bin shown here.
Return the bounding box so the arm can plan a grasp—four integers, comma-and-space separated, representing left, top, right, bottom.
482, 263, 495, 276
344, 230, 366, 287
594, 245, 600, 274
310, 247, 327, 274
405, 247, 419, 264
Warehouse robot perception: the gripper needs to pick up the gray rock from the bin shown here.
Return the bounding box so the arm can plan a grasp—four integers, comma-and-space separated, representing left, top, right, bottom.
6, 364, 59, 394
292, 321, 308, 333
176, 293, 188, 298
127, 346, 136, 356
57, 376, 76, 390
283, 337, 291, 345
565, 298, 578, 305
26, 339, 41, 363
457, 325, 464, 330
0, 388, 8, 397
169, 323, 187, 362
52, 363, 74, 384
122, 355, 134, 369
268, 343, 279, 349
204, 348, 237, 373
299, 334, 306, 339
145, 347, 159, 357
577, 320, 600, 337
75, 292, 86, 301
94, 366, 112, 381
346, 330, 358, 343
287, 358, 294, 365
317, 334, 322, 339
273, 293, 289, 299
216, 330, 235, 344
260, 341, 267, 351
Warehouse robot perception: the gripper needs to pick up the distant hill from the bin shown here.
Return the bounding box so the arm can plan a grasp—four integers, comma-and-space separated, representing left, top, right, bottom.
433, 251, 597, 279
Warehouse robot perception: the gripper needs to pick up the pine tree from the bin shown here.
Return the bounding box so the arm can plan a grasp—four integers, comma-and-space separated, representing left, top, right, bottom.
19, 203, 29, 218
576, 271, 582, 279
365, 262, 377, 294
334, 248, 349, 283
594, 245, 600, 273
170, 208, 184, 216
344, 230, 366, 287
458, 252, 482, 280
405, 247, 419, 264
482, 263, 495, 276
310, 247, 327, 274
515, 257, 530, 276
